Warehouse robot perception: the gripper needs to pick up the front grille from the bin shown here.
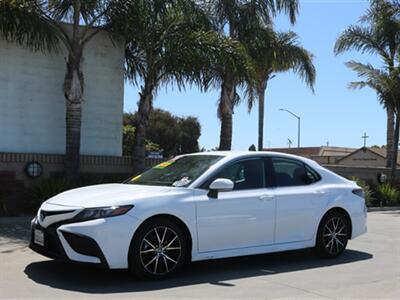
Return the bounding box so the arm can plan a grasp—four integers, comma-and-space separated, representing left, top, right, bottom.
40, 209, 76, 223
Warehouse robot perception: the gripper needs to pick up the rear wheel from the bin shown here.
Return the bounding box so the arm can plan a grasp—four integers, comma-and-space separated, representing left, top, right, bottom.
315, 211, 349, 258
129, 217, 187, 280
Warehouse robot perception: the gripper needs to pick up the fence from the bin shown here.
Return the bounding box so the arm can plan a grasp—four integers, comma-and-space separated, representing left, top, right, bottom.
0, 152, 163, 188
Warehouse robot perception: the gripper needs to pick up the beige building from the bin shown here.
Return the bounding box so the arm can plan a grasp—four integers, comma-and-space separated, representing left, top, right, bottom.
336, 147, 399, 167
266, 146, 396, 167
266, 146, 356, 165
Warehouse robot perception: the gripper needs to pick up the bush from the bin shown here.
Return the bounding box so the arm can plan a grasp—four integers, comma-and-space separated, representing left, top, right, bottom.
349, 176, 376, 206
30, 178, 76, 210
29, 174, 127, 211
377, 183, 399, 206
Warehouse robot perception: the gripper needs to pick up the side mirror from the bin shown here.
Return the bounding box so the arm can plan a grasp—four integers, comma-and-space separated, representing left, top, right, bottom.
208, 178, 234, 198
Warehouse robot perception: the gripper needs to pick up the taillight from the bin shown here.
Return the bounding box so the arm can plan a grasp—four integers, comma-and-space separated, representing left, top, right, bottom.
352, 188, 364, 198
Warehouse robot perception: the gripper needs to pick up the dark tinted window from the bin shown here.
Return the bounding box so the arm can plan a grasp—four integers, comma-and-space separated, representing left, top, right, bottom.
305, 165, 321, 184
209, 159, 265, 190
272, 157, 319, 187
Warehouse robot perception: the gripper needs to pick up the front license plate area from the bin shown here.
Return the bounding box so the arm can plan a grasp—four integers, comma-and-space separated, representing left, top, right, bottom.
34, 229, 44, 246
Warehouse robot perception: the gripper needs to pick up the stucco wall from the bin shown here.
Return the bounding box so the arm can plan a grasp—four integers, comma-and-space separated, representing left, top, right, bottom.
325, 165, 391, 185
0, 27, 124, 156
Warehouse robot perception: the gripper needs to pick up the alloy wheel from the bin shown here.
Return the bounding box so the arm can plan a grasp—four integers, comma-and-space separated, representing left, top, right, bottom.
139, 226, 182, 275
322, 217, 348, 255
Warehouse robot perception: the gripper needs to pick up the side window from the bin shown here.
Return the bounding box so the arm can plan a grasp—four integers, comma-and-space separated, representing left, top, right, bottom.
305, 165, 321, 184
211, 159, 265, 190
272, 157, 310, 187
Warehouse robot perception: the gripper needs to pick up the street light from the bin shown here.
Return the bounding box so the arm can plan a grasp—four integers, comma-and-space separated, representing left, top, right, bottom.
279, 108, 301, 148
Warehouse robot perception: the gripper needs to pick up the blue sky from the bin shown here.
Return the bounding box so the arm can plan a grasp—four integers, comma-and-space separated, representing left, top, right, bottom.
124, 0, 385, 151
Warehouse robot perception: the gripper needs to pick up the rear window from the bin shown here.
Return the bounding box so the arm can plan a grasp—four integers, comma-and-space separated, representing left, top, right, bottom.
271, 157, 321, 187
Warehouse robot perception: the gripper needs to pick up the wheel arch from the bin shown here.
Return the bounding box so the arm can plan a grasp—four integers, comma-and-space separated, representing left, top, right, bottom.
318, 207, 353, 239
131, 214, 193, 261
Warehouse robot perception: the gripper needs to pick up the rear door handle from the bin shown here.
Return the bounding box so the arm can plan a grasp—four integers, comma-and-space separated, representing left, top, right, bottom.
314, 190, 325, 197
259, 195, 275, 201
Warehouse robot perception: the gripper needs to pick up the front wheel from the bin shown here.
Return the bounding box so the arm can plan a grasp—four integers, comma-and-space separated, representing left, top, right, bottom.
315, 211, 350, 258
129, 217, 187, 280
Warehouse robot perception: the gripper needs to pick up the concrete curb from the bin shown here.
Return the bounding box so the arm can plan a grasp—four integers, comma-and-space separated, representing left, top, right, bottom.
368, 206, 400, 212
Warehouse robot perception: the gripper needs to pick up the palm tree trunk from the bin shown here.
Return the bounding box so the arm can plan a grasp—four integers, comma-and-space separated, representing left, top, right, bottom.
65, 97, 82, 179
257, 80, 267, 151
386, 107, 395, 168
132, 80, 154, 174
64, 1, 83, 181
218, 73, 235, 150
390, 113, 399, 184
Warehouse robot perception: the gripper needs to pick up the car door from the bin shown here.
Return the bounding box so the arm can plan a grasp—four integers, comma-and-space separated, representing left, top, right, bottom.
194, 157, 276, 253
271, 157, 328, 244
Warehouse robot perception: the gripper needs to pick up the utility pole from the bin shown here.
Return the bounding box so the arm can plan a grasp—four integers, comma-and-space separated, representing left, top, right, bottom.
280, 109, 301, 148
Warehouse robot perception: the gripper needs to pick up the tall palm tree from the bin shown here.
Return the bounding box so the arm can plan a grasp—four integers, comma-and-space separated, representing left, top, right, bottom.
241, 27, 315, 150
345, 62, 400, 182
1, 0, 123, 180
114, 0, 255, 173
334, 0, 400, 170
208, 0, 299, 150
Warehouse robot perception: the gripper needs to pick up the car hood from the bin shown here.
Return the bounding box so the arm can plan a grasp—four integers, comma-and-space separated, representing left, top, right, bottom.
45, 183, 186, 208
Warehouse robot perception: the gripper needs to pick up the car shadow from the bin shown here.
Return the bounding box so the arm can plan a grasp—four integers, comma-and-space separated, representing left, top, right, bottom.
24, 248, 372, 293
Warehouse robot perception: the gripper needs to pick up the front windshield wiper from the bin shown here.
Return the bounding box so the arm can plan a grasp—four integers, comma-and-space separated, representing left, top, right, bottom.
128, 181, 175, 187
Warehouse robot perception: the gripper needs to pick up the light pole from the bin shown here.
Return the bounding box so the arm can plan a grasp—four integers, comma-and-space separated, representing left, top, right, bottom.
280, 108, 301, 148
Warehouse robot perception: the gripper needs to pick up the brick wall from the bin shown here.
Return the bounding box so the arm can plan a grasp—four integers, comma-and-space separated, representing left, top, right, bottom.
0, 152, 163, 188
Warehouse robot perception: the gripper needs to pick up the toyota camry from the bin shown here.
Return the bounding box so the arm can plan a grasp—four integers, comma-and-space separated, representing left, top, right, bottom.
30, 151, 367, 279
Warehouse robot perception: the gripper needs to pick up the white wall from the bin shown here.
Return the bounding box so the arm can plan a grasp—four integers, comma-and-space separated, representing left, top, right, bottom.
0, 28, 124, 156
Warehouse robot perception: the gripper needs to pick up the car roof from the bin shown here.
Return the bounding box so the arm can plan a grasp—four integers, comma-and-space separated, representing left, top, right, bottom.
185, 150, 317, 163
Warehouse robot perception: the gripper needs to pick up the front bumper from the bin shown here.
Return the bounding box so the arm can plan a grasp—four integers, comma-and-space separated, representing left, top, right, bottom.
29, 213, 142, 269
29, 219, 109, 268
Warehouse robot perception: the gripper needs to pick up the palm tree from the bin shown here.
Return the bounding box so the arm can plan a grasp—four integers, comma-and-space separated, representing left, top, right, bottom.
1, 0, 122, 180
334, 0, 400, 170
208, 0, 299, 150
114, 0, 255, 173
240, 27, 315, 150
344, 62, 400, 182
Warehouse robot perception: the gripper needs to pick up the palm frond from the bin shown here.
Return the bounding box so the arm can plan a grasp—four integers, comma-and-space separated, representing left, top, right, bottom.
123, 0, 255, 95
345, 60, 400, 111
47, 0, 104, 25
0, 0, 59, 52
334, 25, 390, 59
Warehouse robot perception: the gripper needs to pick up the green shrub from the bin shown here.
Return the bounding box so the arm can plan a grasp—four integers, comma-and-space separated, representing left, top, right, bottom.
349, 176, 376, 206
30, 178, 76, 209
29, 174, 128, 211
377, 183, 399, 206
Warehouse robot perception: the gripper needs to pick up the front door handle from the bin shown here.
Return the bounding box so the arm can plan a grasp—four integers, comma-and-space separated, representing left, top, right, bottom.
259, 195, 275, 201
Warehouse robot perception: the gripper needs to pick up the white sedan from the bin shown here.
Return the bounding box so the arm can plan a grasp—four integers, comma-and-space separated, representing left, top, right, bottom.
30, 151, 367, 279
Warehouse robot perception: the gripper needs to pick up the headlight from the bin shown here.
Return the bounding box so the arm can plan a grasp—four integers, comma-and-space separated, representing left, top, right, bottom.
73, 205, 134, 222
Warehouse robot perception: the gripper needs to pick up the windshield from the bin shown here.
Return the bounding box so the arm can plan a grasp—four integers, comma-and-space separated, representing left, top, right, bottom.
126, 155, 223, 187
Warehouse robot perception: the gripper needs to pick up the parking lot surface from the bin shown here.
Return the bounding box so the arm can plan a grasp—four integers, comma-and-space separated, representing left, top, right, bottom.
0, 210, 399, 299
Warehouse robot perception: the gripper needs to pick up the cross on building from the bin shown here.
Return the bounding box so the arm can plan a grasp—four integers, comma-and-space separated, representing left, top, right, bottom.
361, 132, 369, 148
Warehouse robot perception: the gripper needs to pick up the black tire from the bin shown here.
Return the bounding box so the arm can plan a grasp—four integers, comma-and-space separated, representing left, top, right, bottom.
128, 217, 187, 280
315, 211, 350, 258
